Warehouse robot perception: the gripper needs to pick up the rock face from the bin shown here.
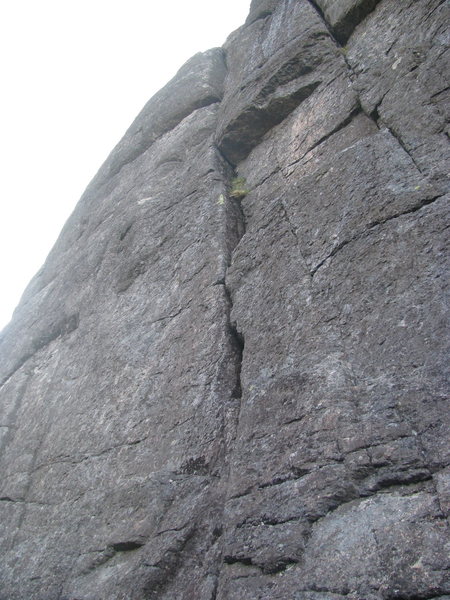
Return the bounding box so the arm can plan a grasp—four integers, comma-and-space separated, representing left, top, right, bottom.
0, 1, 449, 598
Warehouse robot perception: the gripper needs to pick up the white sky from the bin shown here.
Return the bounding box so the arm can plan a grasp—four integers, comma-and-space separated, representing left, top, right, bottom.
0, 0, 250, 331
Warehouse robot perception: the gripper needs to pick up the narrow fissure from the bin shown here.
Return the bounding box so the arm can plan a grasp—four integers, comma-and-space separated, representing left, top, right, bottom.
224, 555, 253, 567
223, 556, 300, 578
222, 161, 247, 405
306, 0, 340, 44
306, 0, 388, 140
215, 148, 247, 400
111, 541, 144, 552
371, 104, 380, 123
307, 0, 382, 45
221, 276, 244, 402
227, 310, 244, 402
210, 153, 248, 594
386, 125, 425, 174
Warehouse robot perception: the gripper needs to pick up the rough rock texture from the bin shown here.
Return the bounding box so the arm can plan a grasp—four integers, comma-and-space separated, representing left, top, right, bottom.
1, 1, 449, 599
314, 0, 382, 43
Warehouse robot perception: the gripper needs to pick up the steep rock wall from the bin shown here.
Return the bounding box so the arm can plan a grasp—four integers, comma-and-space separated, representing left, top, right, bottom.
0, 1, 449, 599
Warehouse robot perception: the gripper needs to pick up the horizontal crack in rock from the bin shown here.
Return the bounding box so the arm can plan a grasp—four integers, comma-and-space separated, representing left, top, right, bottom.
311, 194, 443, 276
111, 541, 145, 552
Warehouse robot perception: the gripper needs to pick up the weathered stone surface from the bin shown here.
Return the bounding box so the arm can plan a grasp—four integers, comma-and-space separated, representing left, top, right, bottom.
302, 491, 450, 595
217, 0, 342, 164
220, 190, 449, 595
0, 102, 243, 599
315, 0, 382, 43
1, 0, 449, 598
347, 0, 450, 191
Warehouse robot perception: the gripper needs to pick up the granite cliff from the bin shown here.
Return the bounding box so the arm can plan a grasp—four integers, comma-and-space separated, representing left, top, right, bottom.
0, 1, 449, 598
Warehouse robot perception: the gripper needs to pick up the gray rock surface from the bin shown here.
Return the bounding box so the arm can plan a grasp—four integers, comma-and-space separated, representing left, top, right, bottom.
1, 0, 449, 598
314, 0, 382, 43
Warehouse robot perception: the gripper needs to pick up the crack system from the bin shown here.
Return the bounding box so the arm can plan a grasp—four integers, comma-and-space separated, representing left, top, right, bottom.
307, 0, 383, 45
1, 2, 448, 598
209, 151, 248, 592
210, 3, 449, 590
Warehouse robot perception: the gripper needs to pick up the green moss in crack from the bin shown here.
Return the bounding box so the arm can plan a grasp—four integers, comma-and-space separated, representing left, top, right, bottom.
229, 176, 250, 200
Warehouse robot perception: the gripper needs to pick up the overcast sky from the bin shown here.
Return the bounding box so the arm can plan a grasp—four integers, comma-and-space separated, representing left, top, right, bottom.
0, 1, 250, 331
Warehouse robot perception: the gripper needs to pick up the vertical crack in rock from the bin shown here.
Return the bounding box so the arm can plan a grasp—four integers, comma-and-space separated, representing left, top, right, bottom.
213, 145, 247, 424
210, 150, 249, 590
306, 0, 342, 43
224, 287, 245, 405
307, 0, 382, 44
307, 0, 431, 184
223, 159, 247, 415
383, 125, 426, 175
